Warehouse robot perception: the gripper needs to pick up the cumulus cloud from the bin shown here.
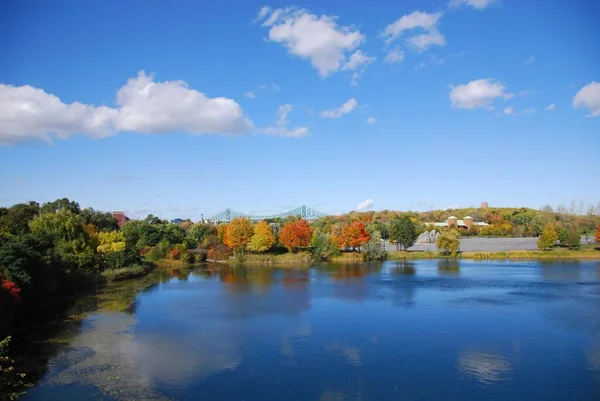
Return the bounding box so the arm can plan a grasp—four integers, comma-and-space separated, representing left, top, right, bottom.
384, 47, 405, 63
449, 78, 513, 109
321, 98, 358, 118
382, 11, 445, 51
546, 103, 556, 111
366, 117, 376, 124
449, 0, 496, 9
356, 198, 374, 211
0, 71, 253, 145
261, 104, 309, 138
257, 6, 371, 79
573, 81, 600, 117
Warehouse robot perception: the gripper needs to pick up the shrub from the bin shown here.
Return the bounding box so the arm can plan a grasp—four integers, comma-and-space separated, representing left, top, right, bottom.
101, 264, 151, 282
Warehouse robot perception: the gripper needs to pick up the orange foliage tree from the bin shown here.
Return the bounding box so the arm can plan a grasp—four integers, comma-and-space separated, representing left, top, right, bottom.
279, 219, 312, 252
595, 223, 600, 245
224, 218, 253, 251
332, 221, 370, 251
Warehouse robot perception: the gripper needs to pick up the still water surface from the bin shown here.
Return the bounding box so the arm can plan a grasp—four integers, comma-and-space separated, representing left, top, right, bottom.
20, 260, 600, 400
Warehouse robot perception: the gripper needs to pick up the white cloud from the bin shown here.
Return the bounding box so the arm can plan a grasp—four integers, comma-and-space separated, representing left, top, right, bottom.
321, 98, 358, 118
503, 106, 515, 116
342, 50, 375, 85
449, 78, 512, 109
245, 91, 256, 99
256, 6, 271, 21
261, 104, 309, 138
573, 81, 600, 117
449, 0, 496, 9
384, 47, 405, 63
114, 72, 251, 134
0, 71, 253, 145
356, 198, 374, 211
382, 11, 445, 51
546, 103, 556, 111
342, 50, 375, 70
366, 117, 376, 124
524, 55, 535, 66
257, 7, 369, 78
406, 29, 445, 51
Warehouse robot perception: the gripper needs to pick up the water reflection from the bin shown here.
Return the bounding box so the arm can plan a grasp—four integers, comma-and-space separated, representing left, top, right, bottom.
458, 351, 512, 384
390, 261, 416, 275
438, 259, 460, 276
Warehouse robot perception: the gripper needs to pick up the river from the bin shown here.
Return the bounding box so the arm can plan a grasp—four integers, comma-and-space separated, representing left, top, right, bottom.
17, 260, 600, 400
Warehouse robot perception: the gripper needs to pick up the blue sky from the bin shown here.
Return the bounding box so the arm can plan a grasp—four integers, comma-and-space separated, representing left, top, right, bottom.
0, 0, 599, 220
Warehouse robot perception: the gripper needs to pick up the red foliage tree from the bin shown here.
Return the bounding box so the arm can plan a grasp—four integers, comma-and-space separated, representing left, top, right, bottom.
333, 221, 370, 251
279, 219, 312, 252
2, 279, 21, 302
595, 223, 600, 245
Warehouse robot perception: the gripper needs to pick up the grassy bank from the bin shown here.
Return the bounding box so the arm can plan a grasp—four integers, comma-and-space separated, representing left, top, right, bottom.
101, 264, 154, 282
388, 247, 600, 261
227, 252, 313, 266
330, 253, 365, 263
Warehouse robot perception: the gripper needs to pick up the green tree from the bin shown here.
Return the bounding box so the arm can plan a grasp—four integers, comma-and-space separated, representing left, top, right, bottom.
537, 224, 558, 250
436, 230, 461, 257
389, 216, 418, 251
310, 228, 340, 261
557, 227, 569, 246
0, 202, 40, 235
40, 198, 81, 214
565, 229, 581, 250
363, 230, 386, 261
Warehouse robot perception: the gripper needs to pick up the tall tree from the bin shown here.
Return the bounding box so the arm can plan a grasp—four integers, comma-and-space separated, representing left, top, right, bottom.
279, 220, 312, 252
310, 228, 340, 261
333, 221, 370, 251
436, 230, 461, 257
538, 224, 558, 250
389, 216, 418, 251
247, 221, 275, 253
224, 218, 254, 251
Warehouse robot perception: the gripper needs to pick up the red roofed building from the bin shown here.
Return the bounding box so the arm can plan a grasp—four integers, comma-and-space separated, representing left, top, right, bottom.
112, 211, 129, 227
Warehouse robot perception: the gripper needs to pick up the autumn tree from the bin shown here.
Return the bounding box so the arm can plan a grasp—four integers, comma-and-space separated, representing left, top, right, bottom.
224, 218, 253, 255
333, 221, 370, 251
279, 219, 312, 252
97, 231, 127, 268
436, 229, 461, 257
537, 224, 558, 250
247, 221, 275, 253
595, 223, 600, 245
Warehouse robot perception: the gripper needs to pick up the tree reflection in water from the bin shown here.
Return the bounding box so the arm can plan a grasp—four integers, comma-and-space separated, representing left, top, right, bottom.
438, 259, 460, 276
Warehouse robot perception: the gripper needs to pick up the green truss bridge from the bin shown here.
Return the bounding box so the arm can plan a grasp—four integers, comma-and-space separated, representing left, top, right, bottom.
209, 205, 328, 223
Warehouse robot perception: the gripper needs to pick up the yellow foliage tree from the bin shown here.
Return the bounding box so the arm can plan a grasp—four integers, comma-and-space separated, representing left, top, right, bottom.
247, 221, 275, 253
224, 218, 253, 250
97, 231, 126, 254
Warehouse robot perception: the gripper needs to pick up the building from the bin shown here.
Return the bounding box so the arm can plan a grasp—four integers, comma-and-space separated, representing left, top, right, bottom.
428, 216, 488, 230
112, 211, 129, 227
480, 201, 489, 209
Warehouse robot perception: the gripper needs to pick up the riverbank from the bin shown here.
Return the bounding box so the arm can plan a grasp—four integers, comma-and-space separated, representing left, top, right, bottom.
101, 263, 154, 281
388, 246, 600, 261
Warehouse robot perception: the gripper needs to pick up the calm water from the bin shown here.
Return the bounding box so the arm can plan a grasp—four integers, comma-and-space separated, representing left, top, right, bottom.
18, 260, 600, 401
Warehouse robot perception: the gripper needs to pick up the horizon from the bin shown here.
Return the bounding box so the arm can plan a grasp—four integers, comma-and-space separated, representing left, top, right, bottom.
1, 0, 599, 220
